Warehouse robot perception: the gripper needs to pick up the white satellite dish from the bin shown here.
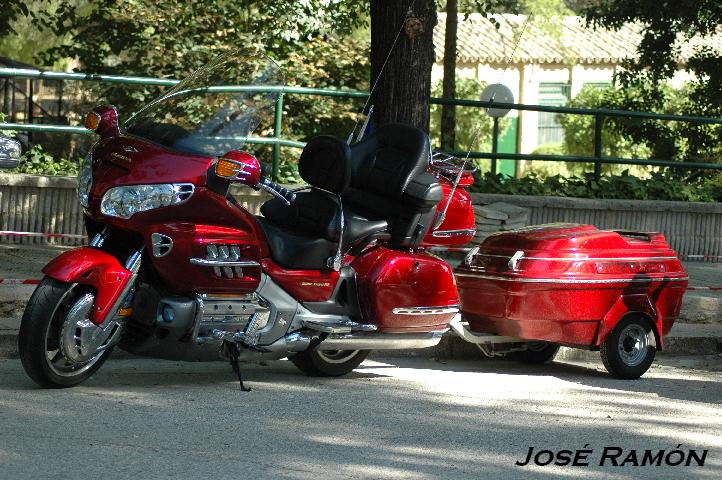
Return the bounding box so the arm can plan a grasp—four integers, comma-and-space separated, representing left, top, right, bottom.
480, 83, 514, 118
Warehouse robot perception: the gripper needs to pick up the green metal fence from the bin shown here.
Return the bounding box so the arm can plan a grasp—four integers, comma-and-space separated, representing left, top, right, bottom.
2, 67, 722, 181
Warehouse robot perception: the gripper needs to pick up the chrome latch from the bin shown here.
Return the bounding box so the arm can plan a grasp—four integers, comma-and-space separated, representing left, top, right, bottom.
508, 250, 524, 271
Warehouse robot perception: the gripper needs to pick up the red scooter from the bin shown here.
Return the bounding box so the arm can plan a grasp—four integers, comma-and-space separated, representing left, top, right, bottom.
18, 50, 476, 389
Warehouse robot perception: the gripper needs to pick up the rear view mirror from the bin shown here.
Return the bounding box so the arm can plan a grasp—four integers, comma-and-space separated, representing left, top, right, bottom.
0, 136, 22, 169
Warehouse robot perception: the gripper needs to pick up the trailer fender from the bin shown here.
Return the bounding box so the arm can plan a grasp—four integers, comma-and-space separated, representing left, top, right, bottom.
595, 294, 662, 350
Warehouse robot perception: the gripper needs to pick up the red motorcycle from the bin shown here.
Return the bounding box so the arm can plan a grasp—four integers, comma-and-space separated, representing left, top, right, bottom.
18, 50, 476, 389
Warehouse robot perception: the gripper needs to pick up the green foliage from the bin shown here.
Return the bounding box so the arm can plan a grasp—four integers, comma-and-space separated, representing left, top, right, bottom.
282, 36, 370, 141
12, 145, 80, 176
29, 1, 368, 116
558, 82, 722, 167
473, 169, 722, 202
1, 2, 374, 182
581, 1, 722, 118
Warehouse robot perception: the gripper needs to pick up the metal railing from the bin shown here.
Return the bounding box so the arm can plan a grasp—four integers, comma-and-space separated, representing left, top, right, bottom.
2, 67, 722, 181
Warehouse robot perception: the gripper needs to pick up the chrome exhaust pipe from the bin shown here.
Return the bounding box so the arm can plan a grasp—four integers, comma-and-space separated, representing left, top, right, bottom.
318, 330, 446, 350
234, 331, 312, 361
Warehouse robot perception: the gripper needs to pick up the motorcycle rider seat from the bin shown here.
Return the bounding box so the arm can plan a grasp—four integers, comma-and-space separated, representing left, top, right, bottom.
258, 135, 388, 270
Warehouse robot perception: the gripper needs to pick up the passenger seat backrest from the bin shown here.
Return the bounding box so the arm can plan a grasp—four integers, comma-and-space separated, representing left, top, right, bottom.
349, 123, 429, 198
344, 123, 442, 247
299, 135, 352, 193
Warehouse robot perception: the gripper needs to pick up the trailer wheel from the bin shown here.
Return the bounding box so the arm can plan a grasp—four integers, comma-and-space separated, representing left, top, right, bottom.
600, 316, 656, 379
510, 342, 560, 364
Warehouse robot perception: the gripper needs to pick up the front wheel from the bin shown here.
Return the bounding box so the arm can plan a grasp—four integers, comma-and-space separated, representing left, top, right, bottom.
600, 316, 656, 380
18, 277, 115, 388
290, 349, 370, 377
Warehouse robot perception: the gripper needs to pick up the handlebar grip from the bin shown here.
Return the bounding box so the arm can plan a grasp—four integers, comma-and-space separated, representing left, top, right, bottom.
261, 178, 296, 204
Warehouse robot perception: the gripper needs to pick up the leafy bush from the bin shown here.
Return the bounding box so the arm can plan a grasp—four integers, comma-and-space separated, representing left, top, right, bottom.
13, 145, 81, 176
473, 169, 722, 203
559, 82, 722, 167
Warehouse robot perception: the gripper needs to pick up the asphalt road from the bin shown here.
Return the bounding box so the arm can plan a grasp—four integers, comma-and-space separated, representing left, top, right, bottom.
0, 355, 721, 480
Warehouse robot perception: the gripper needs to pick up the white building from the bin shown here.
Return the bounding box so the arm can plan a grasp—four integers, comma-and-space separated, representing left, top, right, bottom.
433, 13, 720, 160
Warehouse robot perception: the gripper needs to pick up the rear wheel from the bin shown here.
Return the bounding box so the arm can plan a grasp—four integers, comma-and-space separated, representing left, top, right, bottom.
509, 342, 560, 364
600, 316, 656, 380
290, 349, 370, 377
19, 277, 114, 388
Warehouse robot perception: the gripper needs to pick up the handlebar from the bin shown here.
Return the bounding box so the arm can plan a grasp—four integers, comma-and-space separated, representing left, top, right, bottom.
259, 177, 296, 205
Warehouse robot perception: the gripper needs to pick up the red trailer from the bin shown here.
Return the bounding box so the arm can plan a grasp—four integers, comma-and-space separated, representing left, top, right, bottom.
454, 223, 688, 379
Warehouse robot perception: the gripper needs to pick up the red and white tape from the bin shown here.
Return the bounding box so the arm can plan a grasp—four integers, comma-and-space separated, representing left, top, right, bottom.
0, 230, 85, 239
0, 278, 41, 286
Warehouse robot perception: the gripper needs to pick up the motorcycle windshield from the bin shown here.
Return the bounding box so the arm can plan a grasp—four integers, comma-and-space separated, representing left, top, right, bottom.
125, 50, 283, 157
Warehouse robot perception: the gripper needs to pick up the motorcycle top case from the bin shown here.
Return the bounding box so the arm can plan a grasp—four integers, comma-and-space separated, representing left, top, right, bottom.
455, 223, 688, 347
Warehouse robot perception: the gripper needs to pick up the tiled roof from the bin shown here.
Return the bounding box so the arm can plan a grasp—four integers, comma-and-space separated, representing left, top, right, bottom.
434, 13, 722, 65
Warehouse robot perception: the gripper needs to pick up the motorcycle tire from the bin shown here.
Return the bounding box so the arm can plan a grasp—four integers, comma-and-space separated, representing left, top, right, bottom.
290, 349, 370, 377
19, 277, 113, 388
600, 316, 656, 380
509, 342, 560, 364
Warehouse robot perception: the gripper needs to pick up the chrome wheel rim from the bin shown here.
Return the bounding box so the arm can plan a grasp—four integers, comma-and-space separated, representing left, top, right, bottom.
317, 350, 361, 364
45, 288, 105, 377
617, 324, 648, 367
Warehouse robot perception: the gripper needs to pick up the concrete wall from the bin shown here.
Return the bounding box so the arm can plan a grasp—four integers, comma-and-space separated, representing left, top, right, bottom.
2, 174, 720, 261
473, 193, 722, 261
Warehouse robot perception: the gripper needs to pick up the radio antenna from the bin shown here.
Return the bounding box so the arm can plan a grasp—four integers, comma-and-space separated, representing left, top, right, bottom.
434, 12, 532, 229
347, 0, 419, 144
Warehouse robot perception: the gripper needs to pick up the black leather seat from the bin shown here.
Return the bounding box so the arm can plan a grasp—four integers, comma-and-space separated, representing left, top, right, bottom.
258, 135, 388, 270
343, 123, 443, 247
261, 192, 388, 245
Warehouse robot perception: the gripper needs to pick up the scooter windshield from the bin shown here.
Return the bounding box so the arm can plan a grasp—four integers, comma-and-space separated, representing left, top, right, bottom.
125, 49, 283, 157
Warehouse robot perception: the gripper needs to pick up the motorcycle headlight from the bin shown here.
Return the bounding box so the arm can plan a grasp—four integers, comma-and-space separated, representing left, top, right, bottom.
78, 153, 93, 208
100, 183, 194, 219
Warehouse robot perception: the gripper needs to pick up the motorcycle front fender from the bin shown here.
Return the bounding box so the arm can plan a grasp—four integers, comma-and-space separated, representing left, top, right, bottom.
42, 247, 133, 325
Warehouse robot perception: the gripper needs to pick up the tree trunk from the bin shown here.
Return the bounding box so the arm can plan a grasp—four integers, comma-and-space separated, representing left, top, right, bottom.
440, 0, 457, 150
370, 0, 438, 133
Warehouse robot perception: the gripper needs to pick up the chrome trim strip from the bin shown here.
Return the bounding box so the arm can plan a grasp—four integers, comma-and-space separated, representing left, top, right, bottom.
190, 258, 260, 267
392, 305, 460, 315
320, 330, 447, 350
456, 272, 689, 284
474, 253, 679, 262
432, 228, 476, 238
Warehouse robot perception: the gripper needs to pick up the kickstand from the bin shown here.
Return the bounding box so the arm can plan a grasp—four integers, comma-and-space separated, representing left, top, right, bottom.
228, 342, 252, 392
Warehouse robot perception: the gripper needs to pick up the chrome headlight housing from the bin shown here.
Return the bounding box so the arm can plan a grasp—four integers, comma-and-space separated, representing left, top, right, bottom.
77, 153, 93, 208
100, 183, 194, 219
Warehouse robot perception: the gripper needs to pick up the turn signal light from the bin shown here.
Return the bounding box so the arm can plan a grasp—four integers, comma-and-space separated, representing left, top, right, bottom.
85, 111, 101, 131
215, 158, 241, 178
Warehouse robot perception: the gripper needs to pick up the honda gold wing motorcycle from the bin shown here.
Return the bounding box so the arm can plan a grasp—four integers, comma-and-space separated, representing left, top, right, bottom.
18, 50, 477, 389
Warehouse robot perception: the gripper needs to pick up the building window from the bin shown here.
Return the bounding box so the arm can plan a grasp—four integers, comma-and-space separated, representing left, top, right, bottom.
583, 82, 611, 90
537, 82, 570, 145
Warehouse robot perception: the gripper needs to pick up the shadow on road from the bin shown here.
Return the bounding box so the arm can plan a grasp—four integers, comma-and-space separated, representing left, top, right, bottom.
0, 354, 719, 479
